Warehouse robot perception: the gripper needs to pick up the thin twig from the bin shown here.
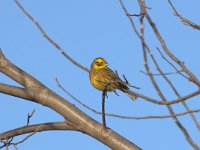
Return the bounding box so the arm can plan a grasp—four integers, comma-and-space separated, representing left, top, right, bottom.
0, 137, 13, 149
155, 47, 200, 131
123, 75, 140, 89
140, 70, 183, 76
0, 131, 37, 149
27, 109, 35, 125
168, 0, 200, 30
142, 0, 200, 87
128, 13, 144, 17
6, 139, 8, 150
156, 47, 188, 79
55, 78, 200, 120
107, 109, 200, 120
136, 0, 200, 149
102, 90, 107, 128
13, 144, 18, 150
0, 122, 78, 140
14, 0, 89, 72
11, 132, 36, 146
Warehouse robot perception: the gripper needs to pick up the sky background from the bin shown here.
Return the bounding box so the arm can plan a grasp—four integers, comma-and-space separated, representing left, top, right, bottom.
0, 0, 200, 150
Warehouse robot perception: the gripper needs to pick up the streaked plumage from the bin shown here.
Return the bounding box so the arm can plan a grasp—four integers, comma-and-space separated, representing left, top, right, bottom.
89, 57, 137, 100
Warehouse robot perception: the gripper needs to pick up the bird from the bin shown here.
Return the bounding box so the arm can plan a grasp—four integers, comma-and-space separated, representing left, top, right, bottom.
89, 57, 138, 100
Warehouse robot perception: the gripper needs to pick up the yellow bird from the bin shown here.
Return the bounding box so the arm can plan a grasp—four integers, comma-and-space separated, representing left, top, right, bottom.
89, 57, 137, 100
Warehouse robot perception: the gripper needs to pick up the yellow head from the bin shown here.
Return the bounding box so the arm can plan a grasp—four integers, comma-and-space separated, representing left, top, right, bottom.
91, 57, 108, 70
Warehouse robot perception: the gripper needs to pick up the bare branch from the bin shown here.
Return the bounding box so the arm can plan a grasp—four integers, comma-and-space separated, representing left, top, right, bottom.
119, 0, 200, 148
0, 83, 40, 104
0, 137, 13, 149
118, 0, 200, 103
156, 47, 188, 79
0, 50, 141, 150
122, 75, 140, 89
11, 132, 36, 147
132, 0, 200, 133
55, 75, 200, 106
0, 122, 78, 140
0, 50, 45, 88
0, 122, 74, 149
140, 70, 183, 76
136, 0, 200, 149
102, 90, 107, 128
155, 47, 200, 131
55, 78, 200, 120
140, 1, 200, 87
106, 109, 200, 120
14, 0, 89, 73
168, 0, 200, 30
27, 109, 35, 125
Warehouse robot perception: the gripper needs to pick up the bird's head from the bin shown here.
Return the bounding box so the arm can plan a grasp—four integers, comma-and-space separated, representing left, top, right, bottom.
91, 57, 108, 70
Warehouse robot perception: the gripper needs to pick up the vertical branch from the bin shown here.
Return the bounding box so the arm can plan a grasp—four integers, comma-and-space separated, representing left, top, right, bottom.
6, 139, 8, 150
151, 49, 200, 131
138, 0, 200, 87
102, 91, 107, 128
118, 1, 200, 148
156, 48, 200, 131
136, 1, 200, 149
27, 109, 35, 125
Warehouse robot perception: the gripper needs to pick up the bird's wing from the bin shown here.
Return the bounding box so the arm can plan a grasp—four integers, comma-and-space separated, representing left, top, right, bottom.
101, 68, 129, 90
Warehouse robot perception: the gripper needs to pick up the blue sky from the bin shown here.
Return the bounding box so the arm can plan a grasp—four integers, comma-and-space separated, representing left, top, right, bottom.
0, 0, 200, 150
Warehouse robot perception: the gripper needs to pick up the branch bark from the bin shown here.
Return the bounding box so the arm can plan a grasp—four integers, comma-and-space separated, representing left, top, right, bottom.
0, 122, 77, 140
0, 50, 141, 150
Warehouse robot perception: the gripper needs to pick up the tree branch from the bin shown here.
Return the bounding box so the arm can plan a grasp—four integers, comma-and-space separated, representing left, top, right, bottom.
0, 50, 141, 150
136, 1, 200, 149
0, 122, 78, 140
14, 0, 89, 73
55, 77, 200, 120
140, 1, 200, 87
168, 0, 200, 30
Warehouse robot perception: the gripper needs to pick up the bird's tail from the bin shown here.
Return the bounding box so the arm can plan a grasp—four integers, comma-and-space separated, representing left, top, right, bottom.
122, 89, 137, 100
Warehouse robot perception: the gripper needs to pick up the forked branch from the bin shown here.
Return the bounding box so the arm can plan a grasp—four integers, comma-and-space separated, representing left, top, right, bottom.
0, 50, 141, 150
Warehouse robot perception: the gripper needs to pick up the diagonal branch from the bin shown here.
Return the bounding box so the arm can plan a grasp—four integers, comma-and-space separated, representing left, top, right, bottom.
0, 50, 141, 150
118, 0, 200, 149
155, 49, 200, 131
150, 48, 200, 131
117, 0, 200, 105
156, 47, 188, 79
136, 1, 200, 149
140, 1, 200, 87
0, 122, 78, 140
136, 0, 200, 133
14, 0, 89, 73
55, 77, 200, 120
168, 0, 200, 30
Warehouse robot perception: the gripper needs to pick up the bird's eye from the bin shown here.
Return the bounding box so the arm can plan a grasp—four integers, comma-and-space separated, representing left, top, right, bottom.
95, 62, 101, 66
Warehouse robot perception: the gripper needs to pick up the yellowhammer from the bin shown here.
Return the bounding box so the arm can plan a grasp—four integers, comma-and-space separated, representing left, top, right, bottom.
89, 57, 137, 100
